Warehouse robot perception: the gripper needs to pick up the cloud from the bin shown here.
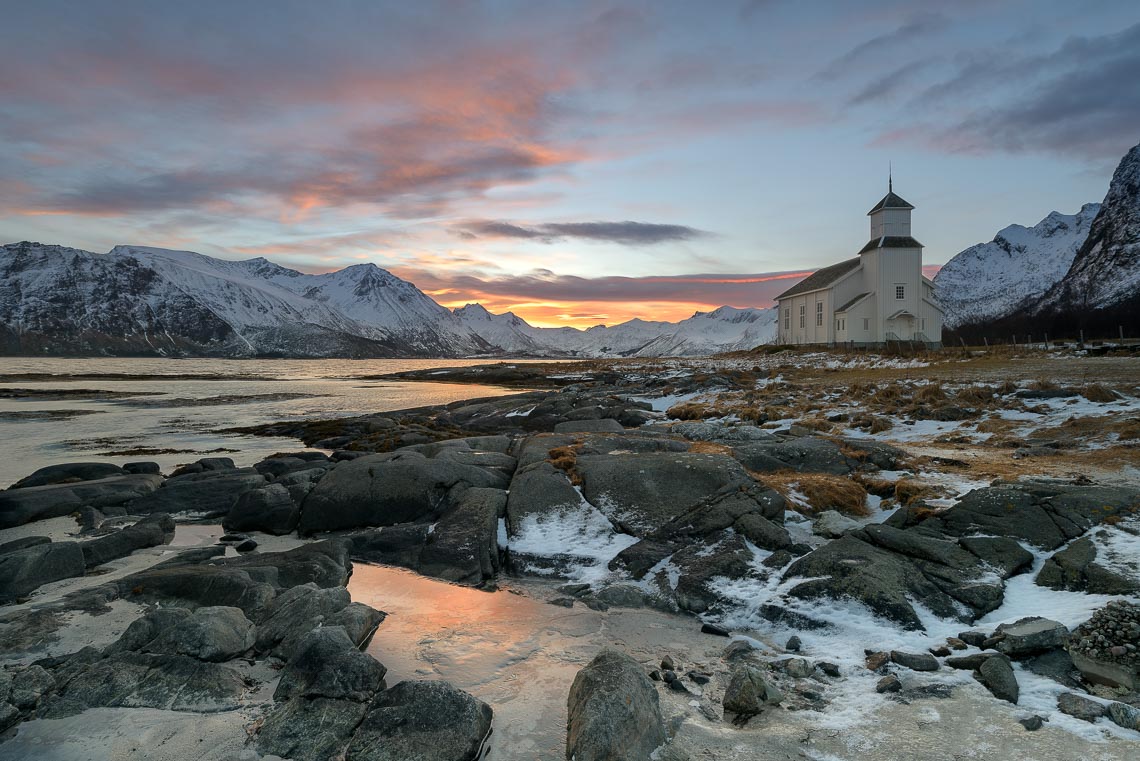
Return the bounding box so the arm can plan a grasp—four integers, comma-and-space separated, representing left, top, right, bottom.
879, 22, 1140, 159
816, 13, 947, 82
454, 220, 711, 245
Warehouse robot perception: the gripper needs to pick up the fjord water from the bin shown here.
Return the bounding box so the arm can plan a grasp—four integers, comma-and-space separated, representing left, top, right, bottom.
0, 357, 536, 487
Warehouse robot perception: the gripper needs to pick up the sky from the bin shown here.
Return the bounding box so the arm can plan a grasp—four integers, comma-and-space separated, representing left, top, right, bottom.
2, 1, 1138, 328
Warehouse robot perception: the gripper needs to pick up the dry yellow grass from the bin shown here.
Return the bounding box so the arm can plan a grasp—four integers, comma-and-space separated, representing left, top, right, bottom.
547, 445, 583, 485
762, 472, 870, 517
666, 402, 711, 420
894, 479, 940, 506
688, 441, 733, 456
1081, 383, 1119, 403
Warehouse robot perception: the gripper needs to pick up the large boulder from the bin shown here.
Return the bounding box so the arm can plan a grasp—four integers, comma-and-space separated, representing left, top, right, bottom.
566, 649, 666, 761
300, 451, 504, 534
668, 532, 754, 614
9, 462, 126, 489
346, 680, 493, 761
0, 541, 86, 602
275, 626, 387, 702
126, 469, 266, 518
576, 452, 754, 535
506, 462, 582, 527
108, 605, 254, 662
722, 664, 783, 717
258, 697, 368, 760
79, 513, 175, 569
975, 655, 1019, 703
0, 474, 162, 528
44, 651, 247, 715
417, 487, 504, 584
223, 483, 299, 536
1035, 536, 1139, 594
254, 583, 352, 656
995, 617, 1069, 658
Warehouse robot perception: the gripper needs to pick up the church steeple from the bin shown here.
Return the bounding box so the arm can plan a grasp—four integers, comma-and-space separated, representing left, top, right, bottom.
867, 176, 915, 240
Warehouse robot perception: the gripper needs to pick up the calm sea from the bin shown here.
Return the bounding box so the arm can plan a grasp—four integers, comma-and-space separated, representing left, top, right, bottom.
0, 357, 541, 487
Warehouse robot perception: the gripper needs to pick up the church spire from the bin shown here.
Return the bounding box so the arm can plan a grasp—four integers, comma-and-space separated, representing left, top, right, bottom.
889, 161, 892, 193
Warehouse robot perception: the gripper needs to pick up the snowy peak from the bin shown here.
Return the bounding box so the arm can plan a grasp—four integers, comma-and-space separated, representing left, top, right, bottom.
934, 204, 1099, 328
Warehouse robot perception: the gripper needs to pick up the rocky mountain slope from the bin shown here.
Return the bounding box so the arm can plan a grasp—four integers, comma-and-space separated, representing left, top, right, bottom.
0, 242, 776, 358
934, 204, 1100, 329
940, 141, 1140, 338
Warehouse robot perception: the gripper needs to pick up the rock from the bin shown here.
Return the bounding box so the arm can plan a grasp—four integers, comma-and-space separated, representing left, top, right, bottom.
1019, 715, 1044, 731
275, 626, 387, 702
505, 461, 582, 528
609, 539, 673, 579
0, 541, 86, 602
687, 671, 711, 685
723, 665, 783, 717
128, 469, 266, 517
418, 487, 504, 584
45, 652, 246, 715
731, 510, 792, 551
0, 474, 162, 528
661, 655, 676, 671
995, 617, 1068, 658
1056, 692, 1107, 722
223, 483, 299, 536
786, 635, 802, 652
0, 535, 50, 556
0, 702, 18, 732
813, 510, 861, 538
236, 538, 258, 552
593, 584, 659, 609
946, 653, 1006, 670
576, 452, 754, 536
123, 461, 161, 475
332, 602, 387, 649
109, 605, 254, 662
300, 451, 503, 534
7, 664, 55, 709
958, 630, 988, 647
783, 658, 814, 678
254, 584, 353, 657
818, 662, 841, 677
80, 513, 175, 569
567, 649, 666, 761
976, 656, 1019, 703
957, 535, 1035, 577
554, 419, 624, 433
1021, 649, 1082, 690
1107, 701, 1140, 731
1067, 600, 1140, 689
733, 437, 862, 475
865, 652, 890, 672
946, 637, 968, 650
876, 675, 902, 693
1035, 536, 1139, 594
346, 680, 493, 761
891, 651, 939, 672
9, 462, 125, 489
668, 532, 753, 614
258, 696, 368, 760
701, 622, 731, 637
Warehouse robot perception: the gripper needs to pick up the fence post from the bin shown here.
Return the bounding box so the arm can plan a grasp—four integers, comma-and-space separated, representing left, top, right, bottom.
1121, 325, 1125, 342
983, 337, 988, 348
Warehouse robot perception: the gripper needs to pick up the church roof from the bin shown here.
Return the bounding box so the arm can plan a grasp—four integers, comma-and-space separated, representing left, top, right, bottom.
835, 292, 871, 313
857, 235, 924, 255
775, 257, 861, 300
867, 191, 914, 215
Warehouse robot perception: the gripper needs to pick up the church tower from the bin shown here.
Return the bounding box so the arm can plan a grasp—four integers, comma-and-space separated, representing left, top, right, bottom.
867, 173, 915, 239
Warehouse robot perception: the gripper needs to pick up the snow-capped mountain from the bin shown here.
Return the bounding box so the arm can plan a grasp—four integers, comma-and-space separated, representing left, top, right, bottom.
1033, 142, 1140, 318
933, 204, 1100, 328
0, 242, 775, 357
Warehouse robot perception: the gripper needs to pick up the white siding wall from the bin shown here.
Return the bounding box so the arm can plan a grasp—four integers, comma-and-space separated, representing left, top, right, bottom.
869, 208, 912, 239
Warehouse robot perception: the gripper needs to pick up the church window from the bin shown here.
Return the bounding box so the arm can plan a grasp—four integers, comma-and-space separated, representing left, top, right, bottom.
799, 305, 805, 328
815, 302, 823, 326
895, 284, 905, 300
784, 308, 790, 330
863, 318, 869, 331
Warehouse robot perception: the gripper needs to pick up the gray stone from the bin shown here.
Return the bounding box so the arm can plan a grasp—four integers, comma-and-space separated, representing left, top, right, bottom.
0, 535, 50, 556
554, 418, 624, 433
0, 702, 18, 732
223, 483, 299, 536
505, 462, 582, 528
876, 674, 902, 693
258, 696, 368, 761
1107, 701, 1140, 731
946, 653, 1007, 671
1056, 692, 1107, 722
891, 651, 940, 672
976, 656, 1019, 704
275, 626, 387, 702
254, 583, 352, 657
10, 462, 125, 489
813, 510, 862, 538
128, 470, 266, 518
300, 451, 503, 534
0, 474, 162, 528
123, 461, 162, 475
0, 541, 86, 602
418, 487, 504, 584
346, 680, 493, 761
46, 652, 246, 714
996, 617, 1068, 658
80, 513, 175, 569
109, 605, 254, 662
783, 657, 815, 678
669, 532, 752, 614
7, 665, 55, 710
566, 649, 666, 761
1035, 537, 1139, 594
732, 437, 854, 475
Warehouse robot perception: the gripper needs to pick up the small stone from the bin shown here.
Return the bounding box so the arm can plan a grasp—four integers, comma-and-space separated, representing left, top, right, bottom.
549, 597, 575, 608
687, 671, 711, 686
648, 670, 662, 682
661, 655, 676, 671
865, 652, 890, 672
667, 679, 692, 694
662, 670, 677, 683
723, 640, 756, 661
783, 658, 814, 678
1056, 692, 1107, 722
982, 636, 1005, 650
890, 651, 939, 672
1107, 702, 1140, 731
818, 662, 841, 678
876, 675, 902, 693
786, 635, 802, 652
946, 637, 968, 651
1019, 716, 1044, 731
976, 657, 1019, 704
235, 538, 258, 553
958, 631, 988, 647
701, 623, 731, 637
929, 646, 951, 658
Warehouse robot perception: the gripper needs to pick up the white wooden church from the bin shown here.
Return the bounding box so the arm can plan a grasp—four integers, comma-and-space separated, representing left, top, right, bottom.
774, 181, 943, 348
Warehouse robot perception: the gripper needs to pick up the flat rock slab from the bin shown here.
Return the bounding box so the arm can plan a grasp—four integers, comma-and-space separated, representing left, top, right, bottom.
0, 474, 162, 529
346, 680, 493, 761
0, 541, 86, 603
